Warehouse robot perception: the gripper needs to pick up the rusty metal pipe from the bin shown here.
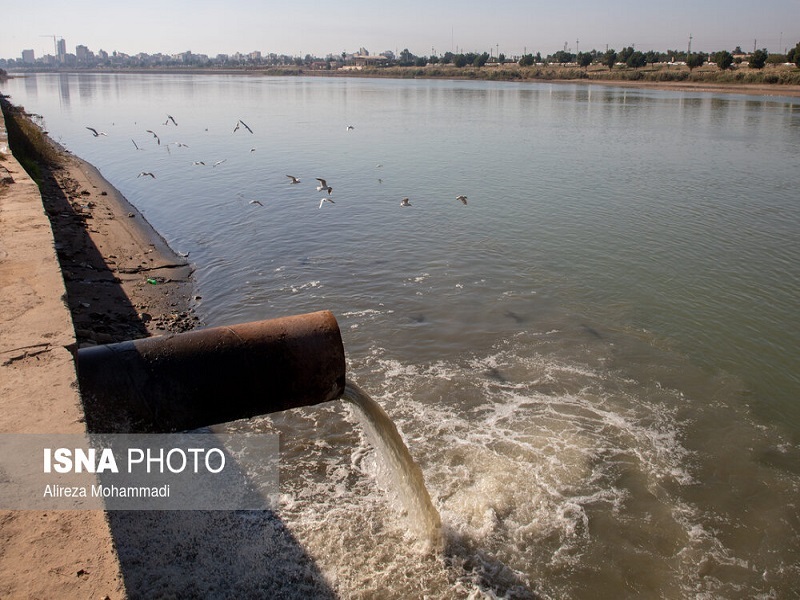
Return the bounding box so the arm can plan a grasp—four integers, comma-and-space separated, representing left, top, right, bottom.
77, 310, 346, 433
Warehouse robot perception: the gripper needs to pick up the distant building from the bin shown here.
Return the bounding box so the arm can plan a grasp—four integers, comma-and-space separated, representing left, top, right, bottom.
76, 45, 89, 64
173, 51, 193, 63
22, 49, 35, 64
353, 53, 389, 67
57, 38, 66, 64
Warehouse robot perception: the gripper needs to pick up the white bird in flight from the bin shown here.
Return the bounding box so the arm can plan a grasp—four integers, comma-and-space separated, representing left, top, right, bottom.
131, 139, 142, 150
86, 127, 107, 137
145, 129, 160, 145
137, 171, 156, 179
319, 197, 335, 208
316, 178, 332, 194
456, 195, 468, 205
346, 125, 354, 131
165, 115, 178, 126
286, 175, 301, 184
213, 159, 227, 167
400, 198, 411, 207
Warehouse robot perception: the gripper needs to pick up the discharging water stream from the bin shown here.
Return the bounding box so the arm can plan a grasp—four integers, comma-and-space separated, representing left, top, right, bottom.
343, 380, 442, 552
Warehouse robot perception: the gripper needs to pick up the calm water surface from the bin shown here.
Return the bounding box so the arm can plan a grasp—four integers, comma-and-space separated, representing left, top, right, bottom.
4, 73, 799, 598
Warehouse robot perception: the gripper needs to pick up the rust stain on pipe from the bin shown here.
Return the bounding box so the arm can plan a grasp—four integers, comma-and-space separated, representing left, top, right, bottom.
77, 310, 346, 433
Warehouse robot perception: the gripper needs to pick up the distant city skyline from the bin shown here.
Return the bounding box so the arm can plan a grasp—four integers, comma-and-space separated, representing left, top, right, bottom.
4, 0, 800, 62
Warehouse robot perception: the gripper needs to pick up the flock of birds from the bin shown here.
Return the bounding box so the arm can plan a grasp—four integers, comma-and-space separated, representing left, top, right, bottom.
86, 116, 470, 209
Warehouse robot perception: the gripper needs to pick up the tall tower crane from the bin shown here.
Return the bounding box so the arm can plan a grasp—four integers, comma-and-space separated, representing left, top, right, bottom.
40, 35, 61, 57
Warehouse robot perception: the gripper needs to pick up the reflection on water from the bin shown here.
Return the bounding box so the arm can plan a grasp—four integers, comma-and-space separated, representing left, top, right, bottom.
3, 73, 799, 597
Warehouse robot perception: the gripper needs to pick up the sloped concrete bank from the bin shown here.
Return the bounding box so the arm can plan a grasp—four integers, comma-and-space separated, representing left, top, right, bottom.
0, 103, 128, 598
0, 97, 200, 598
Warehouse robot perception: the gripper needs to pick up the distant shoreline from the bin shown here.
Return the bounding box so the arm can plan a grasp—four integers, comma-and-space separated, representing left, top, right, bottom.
7, 63, 800, 99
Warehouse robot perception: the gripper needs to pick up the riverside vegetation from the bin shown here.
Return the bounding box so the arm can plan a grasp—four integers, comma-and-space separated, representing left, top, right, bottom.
319, 44, 800, 85
331, 61, 800, 86
5, 43, 800, 88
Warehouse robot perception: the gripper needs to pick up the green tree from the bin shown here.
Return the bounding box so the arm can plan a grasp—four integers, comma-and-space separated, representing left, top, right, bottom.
686, 53, 705, 70
713, 50, 733, 70
453, 54, 467, 68
552, 50, 574, 64
626, 51, 646, 68
749, 48, 768, 69
790, 43, 800, 67
766, 53, 786, 65
518, 53, 534, 66
602, 49, 617, 69
399, 48, 414, 65
618, 46, 634, 64
498, 53, 506, 64
577, 51, 592, 68
473, 52, 490, 67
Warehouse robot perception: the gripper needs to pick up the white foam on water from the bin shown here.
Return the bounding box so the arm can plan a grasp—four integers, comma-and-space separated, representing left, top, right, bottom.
232, 330, 799, 598
349, 337, 798, 597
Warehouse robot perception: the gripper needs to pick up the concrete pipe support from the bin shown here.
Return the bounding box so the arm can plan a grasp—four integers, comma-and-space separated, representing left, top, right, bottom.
77, 310, 346, 433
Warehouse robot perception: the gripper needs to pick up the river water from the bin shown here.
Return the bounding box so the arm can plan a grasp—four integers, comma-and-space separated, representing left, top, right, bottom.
3, 73, 799, 598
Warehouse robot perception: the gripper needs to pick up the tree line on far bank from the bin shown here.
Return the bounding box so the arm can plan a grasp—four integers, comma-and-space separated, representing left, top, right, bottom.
400, 43, 800, 71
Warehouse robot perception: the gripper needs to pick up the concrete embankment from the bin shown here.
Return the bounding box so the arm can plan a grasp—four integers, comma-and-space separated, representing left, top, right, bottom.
0, 103, 126, 598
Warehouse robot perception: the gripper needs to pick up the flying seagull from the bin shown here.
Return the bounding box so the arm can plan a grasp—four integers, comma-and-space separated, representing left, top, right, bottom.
400, 198, 412, 207
146, 129, 160, 145
319, 197, 335, 208
316, 178, 332, 194
213, 159, 227, 167
346, 125, 354, 131
286, 175, 301, 184
131, 139, 143, 150
249, 199, 264, 206
165, 115, 178, 126
456, 195, 468, 205
234, 119, 253, 134
86, 127, 107, 137
192, 161, 206, 166
137, 172, 156, 179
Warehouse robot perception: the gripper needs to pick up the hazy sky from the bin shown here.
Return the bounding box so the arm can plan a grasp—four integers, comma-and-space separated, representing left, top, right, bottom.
4, 0, 800, 61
